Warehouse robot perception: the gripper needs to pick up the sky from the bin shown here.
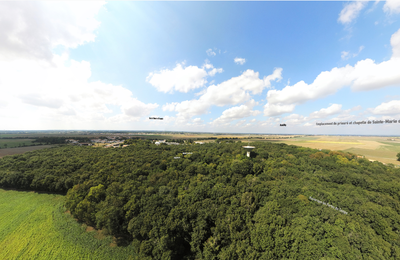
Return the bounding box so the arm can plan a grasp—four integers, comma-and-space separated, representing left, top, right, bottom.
1, 1, 400, 135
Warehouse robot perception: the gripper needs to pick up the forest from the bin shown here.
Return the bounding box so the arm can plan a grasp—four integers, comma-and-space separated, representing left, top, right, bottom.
1, 140, 400, 259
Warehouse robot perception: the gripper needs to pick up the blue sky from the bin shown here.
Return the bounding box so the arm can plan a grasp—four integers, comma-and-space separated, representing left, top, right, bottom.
1, 1, 400, 135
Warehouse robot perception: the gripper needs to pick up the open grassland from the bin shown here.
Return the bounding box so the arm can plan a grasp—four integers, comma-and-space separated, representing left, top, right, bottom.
277, 136, 400, 165
0, 139, 35, 149
0, 145, 55, 158
0, 189, 136, 260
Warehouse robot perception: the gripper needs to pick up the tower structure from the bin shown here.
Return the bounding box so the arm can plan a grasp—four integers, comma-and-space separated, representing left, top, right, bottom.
242, 145, 255, 157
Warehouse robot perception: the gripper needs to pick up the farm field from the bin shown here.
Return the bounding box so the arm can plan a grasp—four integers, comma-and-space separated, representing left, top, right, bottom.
276, 135, 400, 165
0, 139, 35, 149
0, 145, 55, 158
0, 189, 136, 260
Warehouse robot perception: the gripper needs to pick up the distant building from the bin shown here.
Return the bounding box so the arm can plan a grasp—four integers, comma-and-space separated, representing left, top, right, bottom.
80, 143, 92, 146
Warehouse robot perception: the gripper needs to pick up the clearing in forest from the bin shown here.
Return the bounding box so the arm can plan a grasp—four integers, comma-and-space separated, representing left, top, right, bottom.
0, 145, 55, 158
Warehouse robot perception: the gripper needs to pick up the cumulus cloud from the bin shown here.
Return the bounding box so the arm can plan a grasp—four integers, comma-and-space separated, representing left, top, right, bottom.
263, 28, 400, 117
309, 104, 343, 119
121, 98, 159, 117
384, 0, 400, 14
163, 99, 209, 120
392, 28, 400, 58
0, 54, 158, 129
201, 68, 281, 107
192, 118, 203, 124
0, 1, 104, 62
19, 93, 64, 109
338, 1, 367, 24
206, 48, 216, 56
147, 63, 209, 93
0, 1, 161, 130
165, 68, 282, 120
211, 100, 260, 125
370, 100, 400, 115
234, 57, 246, 65
264, 103, 296, 117
147, 61, 223, 93
282, 114, 307, 125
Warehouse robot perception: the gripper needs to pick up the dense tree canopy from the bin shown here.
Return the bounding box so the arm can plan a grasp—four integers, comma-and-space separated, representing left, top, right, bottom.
1, 140, 400, 259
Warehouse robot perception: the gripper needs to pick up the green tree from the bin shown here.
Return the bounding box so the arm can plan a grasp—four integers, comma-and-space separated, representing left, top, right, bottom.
397, 152, 400, 161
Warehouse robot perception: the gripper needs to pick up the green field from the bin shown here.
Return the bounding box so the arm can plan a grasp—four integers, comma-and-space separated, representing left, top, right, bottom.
0, 139, 35, 149
0, 145, 56, 158
0, 189, 136, 260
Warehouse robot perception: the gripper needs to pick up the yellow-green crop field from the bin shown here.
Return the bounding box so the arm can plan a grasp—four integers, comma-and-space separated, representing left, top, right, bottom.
0, 189, 136, 260
276, 136, 400, 165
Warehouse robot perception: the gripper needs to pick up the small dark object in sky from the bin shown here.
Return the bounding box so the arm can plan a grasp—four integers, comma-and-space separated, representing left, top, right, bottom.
280, 124, 286, 126
149, 117, 163, 120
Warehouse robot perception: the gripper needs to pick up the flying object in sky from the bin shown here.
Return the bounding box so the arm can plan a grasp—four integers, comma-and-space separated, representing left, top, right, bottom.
280, 124, 287, 127
149, 117, 163, 120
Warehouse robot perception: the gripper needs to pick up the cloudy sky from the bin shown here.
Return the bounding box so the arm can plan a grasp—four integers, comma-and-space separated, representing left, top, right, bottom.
1, 1, 400, 135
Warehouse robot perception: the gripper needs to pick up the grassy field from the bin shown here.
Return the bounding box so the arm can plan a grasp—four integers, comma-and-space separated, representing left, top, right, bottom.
0, 139, 35, 149
0, 189, 136, 259
0, 145, 55, 158
276, 136, 400, 165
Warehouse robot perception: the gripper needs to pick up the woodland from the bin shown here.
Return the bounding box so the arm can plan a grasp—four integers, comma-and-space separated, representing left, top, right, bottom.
1, 139, 400, 259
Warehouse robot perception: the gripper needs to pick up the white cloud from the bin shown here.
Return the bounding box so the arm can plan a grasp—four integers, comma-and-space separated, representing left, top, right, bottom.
384, 0, 400, 14
309, 104, 343, 119
165, 68, 282, 120
341, 51, 350, 60
264, 103, 296, 117
282, 114, 307, 125
392, 28, 400, 58
211, 100, 260, 125
206, 48, 216, 56
208, 68, 223, 76
164, 99, 209, 119
193, 118, 203, 124
338, 1, 367, 25
0, 1, 104, 62
235, 120, 246, 127
121, 98, 159, 117
200, 69, 281, 108
147, 63, 208, 93
264, 28, 400, 117
0, 54, 158, 129
148, 60, 223, 93
341, 46, 364, 60
19, 93, 64, 109
351, 58, 400, 91
266, 65, 354, 107
234, 57, 246, 65
162, 102, 178, 112
0, 1, 161, 130
203, 60, 214, 69
370, 100, 400, 115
